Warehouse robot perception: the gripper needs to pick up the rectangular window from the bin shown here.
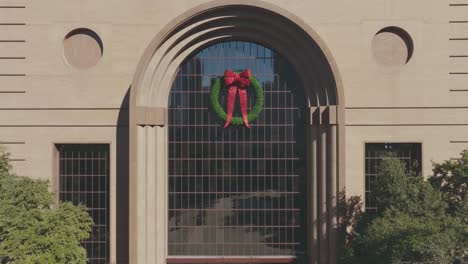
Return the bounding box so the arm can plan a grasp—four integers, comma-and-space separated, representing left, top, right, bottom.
365, 143, 422, 213
56, 144, 110, 264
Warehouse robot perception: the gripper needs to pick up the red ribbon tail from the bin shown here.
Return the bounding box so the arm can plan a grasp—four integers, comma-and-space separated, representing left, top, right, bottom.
238, 88, 250, 128
224, 86, 237, 128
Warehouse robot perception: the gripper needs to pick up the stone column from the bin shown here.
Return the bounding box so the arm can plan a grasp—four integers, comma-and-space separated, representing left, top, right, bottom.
318, 107, 328, 264
146, 126, 157, 262
327, 106, 338, 264
308, 107, 319, 264
309, 106, 338, 264
130, 121, 168, 264
131, 125, 148, 263
154, 125, 168, 264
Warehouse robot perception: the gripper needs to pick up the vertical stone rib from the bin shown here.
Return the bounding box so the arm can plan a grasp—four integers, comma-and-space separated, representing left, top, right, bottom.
328, 124, 338, 264
155, 126, 167, 263
146, 126, 157, 262
319, 123, 328, 263
136, 126, 148, 263
308, 122, 319, 264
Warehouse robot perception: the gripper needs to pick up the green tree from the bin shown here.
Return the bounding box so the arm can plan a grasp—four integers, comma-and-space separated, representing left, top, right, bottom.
341, 153, 467, 264
429, 150, 468, 261
0, 146, 93, 264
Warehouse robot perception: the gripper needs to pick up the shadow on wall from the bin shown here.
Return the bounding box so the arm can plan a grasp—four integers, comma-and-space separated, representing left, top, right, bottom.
116, 87, 130, 263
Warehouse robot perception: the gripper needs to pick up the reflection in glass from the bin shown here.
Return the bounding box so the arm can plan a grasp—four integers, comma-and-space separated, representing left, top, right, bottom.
57, 144, 110, 263
365, 143, 422, 213
168, 41, 307, 261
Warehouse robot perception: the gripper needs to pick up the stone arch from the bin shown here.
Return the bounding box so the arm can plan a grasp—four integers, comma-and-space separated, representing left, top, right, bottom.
129, 1, 345, 263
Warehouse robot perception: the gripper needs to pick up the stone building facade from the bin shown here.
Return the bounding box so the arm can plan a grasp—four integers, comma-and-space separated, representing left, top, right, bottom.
1, 0, 466, 263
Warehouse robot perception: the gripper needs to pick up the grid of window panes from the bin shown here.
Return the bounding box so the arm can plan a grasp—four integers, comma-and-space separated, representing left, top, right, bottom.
57, 144, 110, 264
365, 143, 422, 213
168, 41, 307, 261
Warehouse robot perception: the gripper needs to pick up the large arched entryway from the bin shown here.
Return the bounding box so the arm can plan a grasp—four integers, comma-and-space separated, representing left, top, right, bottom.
167, 41, 307, 262
129, 1, 344, 263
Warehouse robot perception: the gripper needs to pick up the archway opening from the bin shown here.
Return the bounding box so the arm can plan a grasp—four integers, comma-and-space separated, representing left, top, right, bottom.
167, 41, 307, 263
129, 3, 343, 264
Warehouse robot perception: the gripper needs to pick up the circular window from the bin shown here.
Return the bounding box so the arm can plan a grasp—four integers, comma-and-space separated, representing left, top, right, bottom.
372, 27, 414, 66
63, 28, 103, 69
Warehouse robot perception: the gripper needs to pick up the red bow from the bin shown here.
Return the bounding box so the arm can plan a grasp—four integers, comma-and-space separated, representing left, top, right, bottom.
223, 69, 251, 128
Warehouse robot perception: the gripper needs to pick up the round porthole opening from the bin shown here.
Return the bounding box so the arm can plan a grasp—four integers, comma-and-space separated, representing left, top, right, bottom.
63, 28, 103, 69
372, 26, 414, 66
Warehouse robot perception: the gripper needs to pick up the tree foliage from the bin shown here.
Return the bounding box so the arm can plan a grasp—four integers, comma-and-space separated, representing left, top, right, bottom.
0, 146, 93, 264
341, 152, 468, 264
430, 150, 468, 218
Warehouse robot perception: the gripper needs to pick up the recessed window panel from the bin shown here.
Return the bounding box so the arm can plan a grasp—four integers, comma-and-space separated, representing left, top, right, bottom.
168, 41, 307, 262
57, 144, 110, 264
365, 143, 422, 213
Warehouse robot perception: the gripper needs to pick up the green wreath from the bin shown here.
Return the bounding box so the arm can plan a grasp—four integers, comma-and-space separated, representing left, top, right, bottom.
210, 76, 264, 126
